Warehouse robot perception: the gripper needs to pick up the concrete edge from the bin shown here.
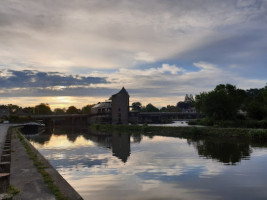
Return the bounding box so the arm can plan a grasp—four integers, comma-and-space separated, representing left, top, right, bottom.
12, 127, 83, 200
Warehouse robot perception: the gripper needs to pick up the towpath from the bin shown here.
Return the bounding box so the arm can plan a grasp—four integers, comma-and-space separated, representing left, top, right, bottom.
0, 124, 55, 199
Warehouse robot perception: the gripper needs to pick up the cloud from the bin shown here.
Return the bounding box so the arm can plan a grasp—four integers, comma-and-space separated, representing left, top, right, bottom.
0, 63, 265, 107
0, 0, 266, 107
0, 69, 107, 88
0, 0, 266, 75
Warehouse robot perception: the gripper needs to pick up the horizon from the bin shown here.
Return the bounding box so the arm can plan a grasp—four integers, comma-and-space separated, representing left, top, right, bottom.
1, 0, 267, 109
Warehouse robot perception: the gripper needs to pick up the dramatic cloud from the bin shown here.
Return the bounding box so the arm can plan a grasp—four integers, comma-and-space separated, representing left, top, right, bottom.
0, 64, 265, 108
0, 0, 266, 107
0, 69, 106, 88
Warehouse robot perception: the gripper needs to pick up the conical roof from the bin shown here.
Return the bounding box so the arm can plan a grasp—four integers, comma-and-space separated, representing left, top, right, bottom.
110, 87, 129, 99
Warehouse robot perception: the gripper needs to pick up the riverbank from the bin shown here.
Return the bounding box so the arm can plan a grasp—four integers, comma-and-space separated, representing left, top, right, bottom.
0, 124, 83, 200
91, 124, 267, 140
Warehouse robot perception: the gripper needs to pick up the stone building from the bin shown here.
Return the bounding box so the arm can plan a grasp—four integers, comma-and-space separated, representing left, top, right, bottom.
90, 101, 112, 124
110, 87, 129, 124
89, 87, 130, 124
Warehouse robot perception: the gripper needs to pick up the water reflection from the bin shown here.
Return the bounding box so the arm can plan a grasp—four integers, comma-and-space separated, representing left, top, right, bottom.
188, 138, 252, 165
27, 129, 267, 200
28, 131, 254, 165
112, 133, 130, 163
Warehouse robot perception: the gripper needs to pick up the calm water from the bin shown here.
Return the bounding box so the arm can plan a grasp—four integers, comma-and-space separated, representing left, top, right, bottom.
27, 128, 267, 200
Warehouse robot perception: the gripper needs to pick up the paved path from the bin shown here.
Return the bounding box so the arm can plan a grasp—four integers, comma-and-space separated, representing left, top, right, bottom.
10, 127, 56, 200
0, 124, 55, 200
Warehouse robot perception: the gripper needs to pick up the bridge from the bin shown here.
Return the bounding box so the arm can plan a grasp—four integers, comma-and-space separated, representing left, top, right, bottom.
31, 114, 89, 125
29, 112, 203, 125
136, 112, 203, 123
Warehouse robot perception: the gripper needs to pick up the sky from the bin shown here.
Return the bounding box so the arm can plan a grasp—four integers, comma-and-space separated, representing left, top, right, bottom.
0, 0, 267, 109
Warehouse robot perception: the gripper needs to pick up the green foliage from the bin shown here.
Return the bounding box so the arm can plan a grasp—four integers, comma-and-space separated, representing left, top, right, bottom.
245, 86, 267, 120
8, 104, 21, 114
160, 105, 180, 112
91, 124, 267, 140
34, 103, 52, 115
81, 104, 95, 114
22, 107, 34, 115
54, 108, 66, 115
132, 102, 142, 112
8, 185, 20, 195
195, 84, 246, 120
142, 103, 159, 112
66, 106, 80, 114
176, 94, 195, 111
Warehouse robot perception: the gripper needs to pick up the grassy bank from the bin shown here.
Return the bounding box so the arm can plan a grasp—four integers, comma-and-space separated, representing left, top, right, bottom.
91, 124, 267, 140
188, 118, 267, 129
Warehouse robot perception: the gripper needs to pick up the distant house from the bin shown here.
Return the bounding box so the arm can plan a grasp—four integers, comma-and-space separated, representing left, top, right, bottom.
90, 101, 112, 124
91, 101, 112, 114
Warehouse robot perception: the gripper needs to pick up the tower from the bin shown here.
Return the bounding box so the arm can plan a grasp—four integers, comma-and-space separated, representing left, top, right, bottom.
110, 87, 129, 124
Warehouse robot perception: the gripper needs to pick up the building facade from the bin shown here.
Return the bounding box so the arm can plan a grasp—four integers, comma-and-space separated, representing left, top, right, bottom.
110, 87, 129, 124
89, 87, 130, 124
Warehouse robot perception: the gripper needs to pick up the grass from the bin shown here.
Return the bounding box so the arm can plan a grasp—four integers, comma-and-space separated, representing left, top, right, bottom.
16, 131, 67, 200
8, 185, 20, 196
91, 124, 267, 140
189, 118, 267, 128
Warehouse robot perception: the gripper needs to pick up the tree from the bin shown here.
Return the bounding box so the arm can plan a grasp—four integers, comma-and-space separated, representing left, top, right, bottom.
54, 108, 66, 115
177, 94, 195, 111
160, 105, 179, 112
132, 102, 142, 112
81, 104, 95, 114
245, 86, 267, 120
7, 104, 21, 114
195, 84, 246, 120
66, 106, 80, 114
22, 107, 34, 115
34, 103, 52, 115
142, 103, 159, 112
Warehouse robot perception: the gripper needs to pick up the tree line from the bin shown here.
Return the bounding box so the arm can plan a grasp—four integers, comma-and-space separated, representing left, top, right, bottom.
0, 103, 95, 115
131, 94, 195, 112
195, 83, 267, 121
1, 83, 266, 122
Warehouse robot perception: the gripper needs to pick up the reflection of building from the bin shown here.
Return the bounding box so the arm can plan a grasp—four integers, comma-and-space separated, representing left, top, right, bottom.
83, 132, 131, 163
90, 87, 129, 124
112, 133, 130, 163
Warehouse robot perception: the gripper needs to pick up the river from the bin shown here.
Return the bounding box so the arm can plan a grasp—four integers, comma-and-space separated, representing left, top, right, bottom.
26, 126, 267, 200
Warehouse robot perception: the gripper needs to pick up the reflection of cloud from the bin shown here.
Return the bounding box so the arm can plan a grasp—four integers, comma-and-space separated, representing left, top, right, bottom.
31, 135, 95, 149
32, 134, 267, 200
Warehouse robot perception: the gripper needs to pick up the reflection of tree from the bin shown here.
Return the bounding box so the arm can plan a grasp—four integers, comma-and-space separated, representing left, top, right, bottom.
67, 134, 79, 142
132, 133, 142, 143
84, 135, 112, 149
189, 138, 252, 165
27, 135, 52, 145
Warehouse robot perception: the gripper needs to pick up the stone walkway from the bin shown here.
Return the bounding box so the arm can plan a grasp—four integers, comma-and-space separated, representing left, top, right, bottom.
10, 127, 56, 200
0, 124, 55, 200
